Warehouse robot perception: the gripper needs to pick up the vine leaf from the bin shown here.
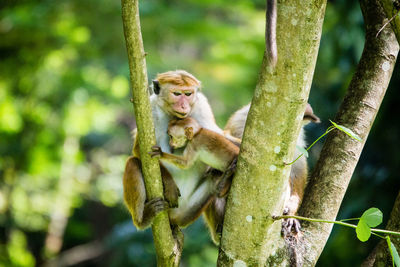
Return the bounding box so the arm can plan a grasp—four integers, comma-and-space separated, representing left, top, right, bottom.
296, 145, 309, 158
329, 120, 362, 142
386, 236, 400, 267
361, 207, 383, 227
356, 219, 371, 242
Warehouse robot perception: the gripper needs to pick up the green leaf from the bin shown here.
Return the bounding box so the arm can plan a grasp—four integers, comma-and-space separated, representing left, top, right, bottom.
387, 236, 400, 267
296, 145, 309, 158
356, 219, 371, 242
329, 120, 362, 142
391, 241, 400, 267
361, 208, 383, 227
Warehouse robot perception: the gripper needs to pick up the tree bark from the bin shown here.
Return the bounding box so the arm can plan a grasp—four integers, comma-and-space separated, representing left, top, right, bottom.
296, 0, 399, 265
121, 0, 179, 266
217, 0, 327, 266
379, 0, 400, 44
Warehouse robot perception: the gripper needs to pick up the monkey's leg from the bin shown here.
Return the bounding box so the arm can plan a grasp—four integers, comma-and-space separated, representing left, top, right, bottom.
283, 157, 308, 234
204, 197, 226, 245
160, 164, 180, 208
169, 179, 215, 228
123, 157, 168, 229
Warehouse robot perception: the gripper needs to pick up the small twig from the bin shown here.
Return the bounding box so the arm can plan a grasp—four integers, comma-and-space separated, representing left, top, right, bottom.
273, 214, 400, 236
376, 10, 400, 38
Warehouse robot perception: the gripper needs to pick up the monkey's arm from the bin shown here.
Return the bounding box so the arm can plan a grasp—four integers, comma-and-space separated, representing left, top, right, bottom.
223, 133, 242, 147
149, 145, 195, 169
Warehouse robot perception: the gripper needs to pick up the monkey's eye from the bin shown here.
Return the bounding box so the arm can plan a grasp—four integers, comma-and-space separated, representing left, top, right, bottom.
173, 92, 181, 96
184, 92, 192, 96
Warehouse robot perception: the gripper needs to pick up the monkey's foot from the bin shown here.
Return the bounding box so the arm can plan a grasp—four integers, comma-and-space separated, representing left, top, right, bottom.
149, 145, 162, 157
282, 218, 302, 238
144, 197, 169, 218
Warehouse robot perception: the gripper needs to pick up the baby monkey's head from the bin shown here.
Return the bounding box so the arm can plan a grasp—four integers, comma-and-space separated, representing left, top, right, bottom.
167, 117, 201, 149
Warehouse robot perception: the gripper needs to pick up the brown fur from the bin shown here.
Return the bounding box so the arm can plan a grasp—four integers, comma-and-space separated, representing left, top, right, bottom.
157, 117, 239, 172
156, 70, 201, 88
224, 103, 320, 234
123, 70, 239, 246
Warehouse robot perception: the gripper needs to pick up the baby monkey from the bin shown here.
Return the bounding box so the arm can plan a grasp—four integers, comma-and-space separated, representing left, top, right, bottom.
150, 117, 239, 197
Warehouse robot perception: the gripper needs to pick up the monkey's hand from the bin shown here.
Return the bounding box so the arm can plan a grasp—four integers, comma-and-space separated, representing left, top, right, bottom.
164, 181, 181, 208
216, 158, 237, 198
149, 145, 163, 157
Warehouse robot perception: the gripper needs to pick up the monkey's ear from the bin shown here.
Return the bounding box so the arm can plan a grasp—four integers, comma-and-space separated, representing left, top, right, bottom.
304, 103, 321, 123
184, 127, 194, 140
153, 80, 160, 95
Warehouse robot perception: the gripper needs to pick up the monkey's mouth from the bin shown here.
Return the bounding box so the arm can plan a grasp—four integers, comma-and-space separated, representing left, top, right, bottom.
174, 112, 188, 118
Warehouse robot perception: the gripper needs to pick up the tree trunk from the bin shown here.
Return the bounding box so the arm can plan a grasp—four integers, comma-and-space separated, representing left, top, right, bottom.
120, 0, 179, 266
379, 0, 400, 44
217, 0, 327, 266
296, 0, 399, 265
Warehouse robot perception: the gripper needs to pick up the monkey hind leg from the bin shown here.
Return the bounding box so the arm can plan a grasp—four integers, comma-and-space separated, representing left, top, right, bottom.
160, 165, 180, 208
123, 156, 150, 229
204, 197, 226, 245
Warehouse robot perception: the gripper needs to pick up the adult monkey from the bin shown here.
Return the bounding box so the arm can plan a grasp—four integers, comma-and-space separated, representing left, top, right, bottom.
224, 103, 320, 234
123, 70, 237, 232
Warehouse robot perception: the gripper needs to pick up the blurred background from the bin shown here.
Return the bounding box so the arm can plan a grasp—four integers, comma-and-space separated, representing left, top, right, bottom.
0, 0, 399, 266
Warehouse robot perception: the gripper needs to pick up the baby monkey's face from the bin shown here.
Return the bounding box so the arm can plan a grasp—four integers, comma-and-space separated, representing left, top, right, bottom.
167, 126, 188, 149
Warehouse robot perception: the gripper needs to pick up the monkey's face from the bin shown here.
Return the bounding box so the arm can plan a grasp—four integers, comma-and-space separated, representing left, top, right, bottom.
162, 84, 196, 118
168, 126, 188, 149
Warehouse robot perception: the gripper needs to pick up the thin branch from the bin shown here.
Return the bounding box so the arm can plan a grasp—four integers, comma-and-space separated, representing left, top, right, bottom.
121, 0, 179, 266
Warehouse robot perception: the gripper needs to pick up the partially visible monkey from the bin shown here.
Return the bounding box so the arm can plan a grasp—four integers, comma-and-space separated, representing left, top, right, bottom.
123, 70, 238, 234
224, 103, 320, 233
149, 117, 239, 228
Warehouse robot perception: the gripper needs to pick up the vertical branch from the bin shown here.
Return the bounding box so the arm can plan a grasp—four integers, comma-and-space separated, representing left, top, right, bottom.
217, 0, 327, 265
298, 0, 399, 265
120, 0, 178, 266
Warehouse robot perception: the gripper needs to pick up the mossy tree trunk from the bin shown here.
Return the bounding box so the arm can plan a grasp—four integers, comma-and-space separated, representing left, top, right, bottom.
217, 0, 327, 266
121, 0, 180, 266
295, 0, 399, 265
218, 0, 399, 266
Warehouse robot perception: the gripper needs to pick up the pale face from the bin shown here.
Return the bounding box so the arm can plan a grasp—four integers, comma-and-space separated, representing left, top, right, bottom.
167, 126, 188, 149
161, 84, 196, 118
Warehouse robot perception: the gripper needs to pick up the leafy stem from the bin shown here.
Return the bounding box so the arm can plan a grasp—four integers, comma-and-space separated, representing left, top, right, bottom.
286, 121, 361, 166
273, 208, 400, 267
273, 214, 400, 237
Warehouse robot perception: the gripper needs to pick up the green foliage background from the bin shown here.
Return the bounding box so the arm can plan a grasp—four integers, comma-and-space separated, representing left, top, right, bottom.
0, 0, 399, 266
